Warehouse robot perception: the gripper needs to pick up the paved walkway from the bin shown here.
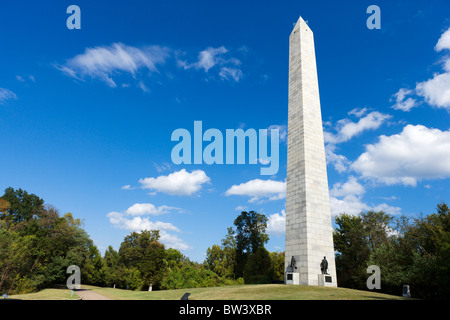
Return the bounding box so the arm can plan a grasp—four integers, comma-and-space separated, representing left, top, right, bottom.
75, 289, 113, 300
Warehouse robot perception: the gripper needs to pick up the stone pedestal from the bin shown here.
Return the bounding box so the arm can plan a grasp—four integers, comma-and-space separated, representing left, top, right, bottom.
286, 272, 300, 285
318, 274, 334, 287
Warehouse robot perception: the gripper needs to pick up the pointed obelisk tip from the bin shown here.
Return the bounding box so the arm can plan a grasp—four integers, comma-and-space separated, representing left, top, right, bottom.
292, 15, 311, 33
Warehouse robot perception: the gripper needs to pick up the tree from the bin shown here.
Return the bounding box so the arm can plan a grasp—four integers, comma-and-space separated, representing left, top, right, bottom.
233, 211, 269, 278
369, 203, 450, 299
333, 210, 394, 290
0, 187, 44, 225
243, 247, 273, 284
118, 230, 166, 290
0, 188, 95, 294
270, 251, 285, 282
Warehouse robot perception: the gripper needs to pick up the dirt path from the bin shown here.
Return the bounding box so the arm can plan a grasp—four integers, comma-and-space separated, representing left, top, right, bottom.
75, 288, 113, 300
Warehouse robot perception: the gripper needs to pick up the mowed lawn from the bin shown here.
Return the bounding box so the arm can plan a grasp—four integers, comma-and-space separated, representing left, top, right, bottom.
82, 284, 410, 300
6, 288, 80, 300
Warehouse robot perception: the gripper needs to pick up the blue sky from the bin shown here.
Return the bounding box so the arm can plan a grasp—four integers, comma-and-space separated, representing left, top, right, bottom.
1, 0, 450, 262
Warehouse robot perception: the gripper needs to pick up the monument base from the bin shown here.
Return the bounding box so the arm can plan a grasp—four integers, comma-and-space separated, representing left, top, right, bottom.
285, 272, 300, 285
318, 274, 334, 287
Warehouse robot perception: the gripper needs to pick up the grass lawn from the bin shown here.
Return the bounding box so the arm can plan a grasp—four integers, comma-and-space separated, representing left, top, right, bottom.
83, 284, 410, 300
5, 288, 80, 300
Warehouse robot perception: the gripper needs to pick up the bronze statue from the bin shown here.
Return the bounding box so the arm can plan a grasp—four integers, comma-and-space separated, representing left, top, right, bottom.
290, 256, 296, 270
320, 256, 328, 274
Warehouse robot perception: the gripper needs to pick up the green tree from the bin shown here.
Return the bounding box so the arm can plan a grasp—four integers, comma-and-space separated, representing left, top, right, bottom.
233, 211, 269, 278
0, 187, 44, 225
270, 251, 285, 282
369, 203, 450, 299
243, 247, 273, 284
333, 210, 394, 289
118, 230, 166, 290
0, 188, 95, 294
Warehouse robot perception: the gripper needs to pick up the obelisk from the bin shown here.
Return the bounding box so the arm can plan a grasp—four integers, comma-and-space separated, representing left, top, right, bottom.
285, 16, 337, 287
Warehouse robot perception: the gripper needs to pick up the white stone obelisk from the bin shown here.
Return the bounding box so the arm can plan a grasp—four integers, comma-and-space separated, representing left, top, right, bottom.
285, 16, 337, 287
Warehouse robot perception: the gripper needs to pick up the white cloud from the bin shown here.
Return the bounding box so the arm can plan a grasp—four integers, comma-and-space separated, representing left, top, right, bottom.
267, 209, 286, 236
391, 88, 418, 112
348, 107, 368, 118
352, 124, 450, 186
330, 194, 368, 217
416, 72, 450, 110
330, 176, 365, 198
219, 67, 243, 82
57, 42, 170, 89
178, 46, 243, 82
108, 211, 180, 232
139, 169, 211, 196
325, 111, 392, 145
225, 179, 286, 203
16, 75, 35, 83
159, 231, 191, 251
324, 111, 390, 172
394, 27, 450, 112
107, 209, 190, 250
435, 27, 450, 52
0, 88, 17, 104
125, 203, 183, 216
329, 177, 401, 216
325, 144, 351, 173
196, 46, 228, 72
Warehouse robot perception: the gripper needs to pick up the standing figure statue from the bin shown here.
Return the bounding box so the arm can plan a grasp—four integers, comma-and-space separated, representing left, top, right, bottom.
290, 256, 296, 270
320, 256, 328, 274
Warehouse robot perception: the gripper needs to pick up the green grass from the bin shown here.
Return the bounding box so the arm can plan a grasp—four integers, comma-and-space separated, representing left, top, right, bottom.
83, 284, 411, 300
6, 288, 80, 300
4, 284, 412, 300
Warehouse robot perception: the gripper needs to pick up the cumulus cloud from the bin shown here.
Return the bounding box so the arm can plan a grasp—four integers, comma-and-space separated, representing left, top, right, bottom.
56, 42, 170, 89
225, 179, 286, 203
352, 124, 450, 186
125, 203, 183, 216
435, 28, 450, 52
324, 111, 391, 172
266, 209, 286, 236
324, 111, 392, 145
107, 204, 190, 250
329, 177, 401, 216
392, 27, 450, 112
325, 144, 351, 173
416, 72, 450, 110
416, 27, 450, 111
330, 176, 365, 198
108, 211, 180, 232
139, 169, 211, 196
0, 88, 17, 104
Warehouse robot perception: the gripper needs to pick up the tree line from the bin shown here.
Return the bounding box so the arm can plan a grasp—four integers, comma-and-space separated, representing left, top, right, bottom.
0, 187, 282, 295
334, 204, 450, 299
1, 187, 449, 299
